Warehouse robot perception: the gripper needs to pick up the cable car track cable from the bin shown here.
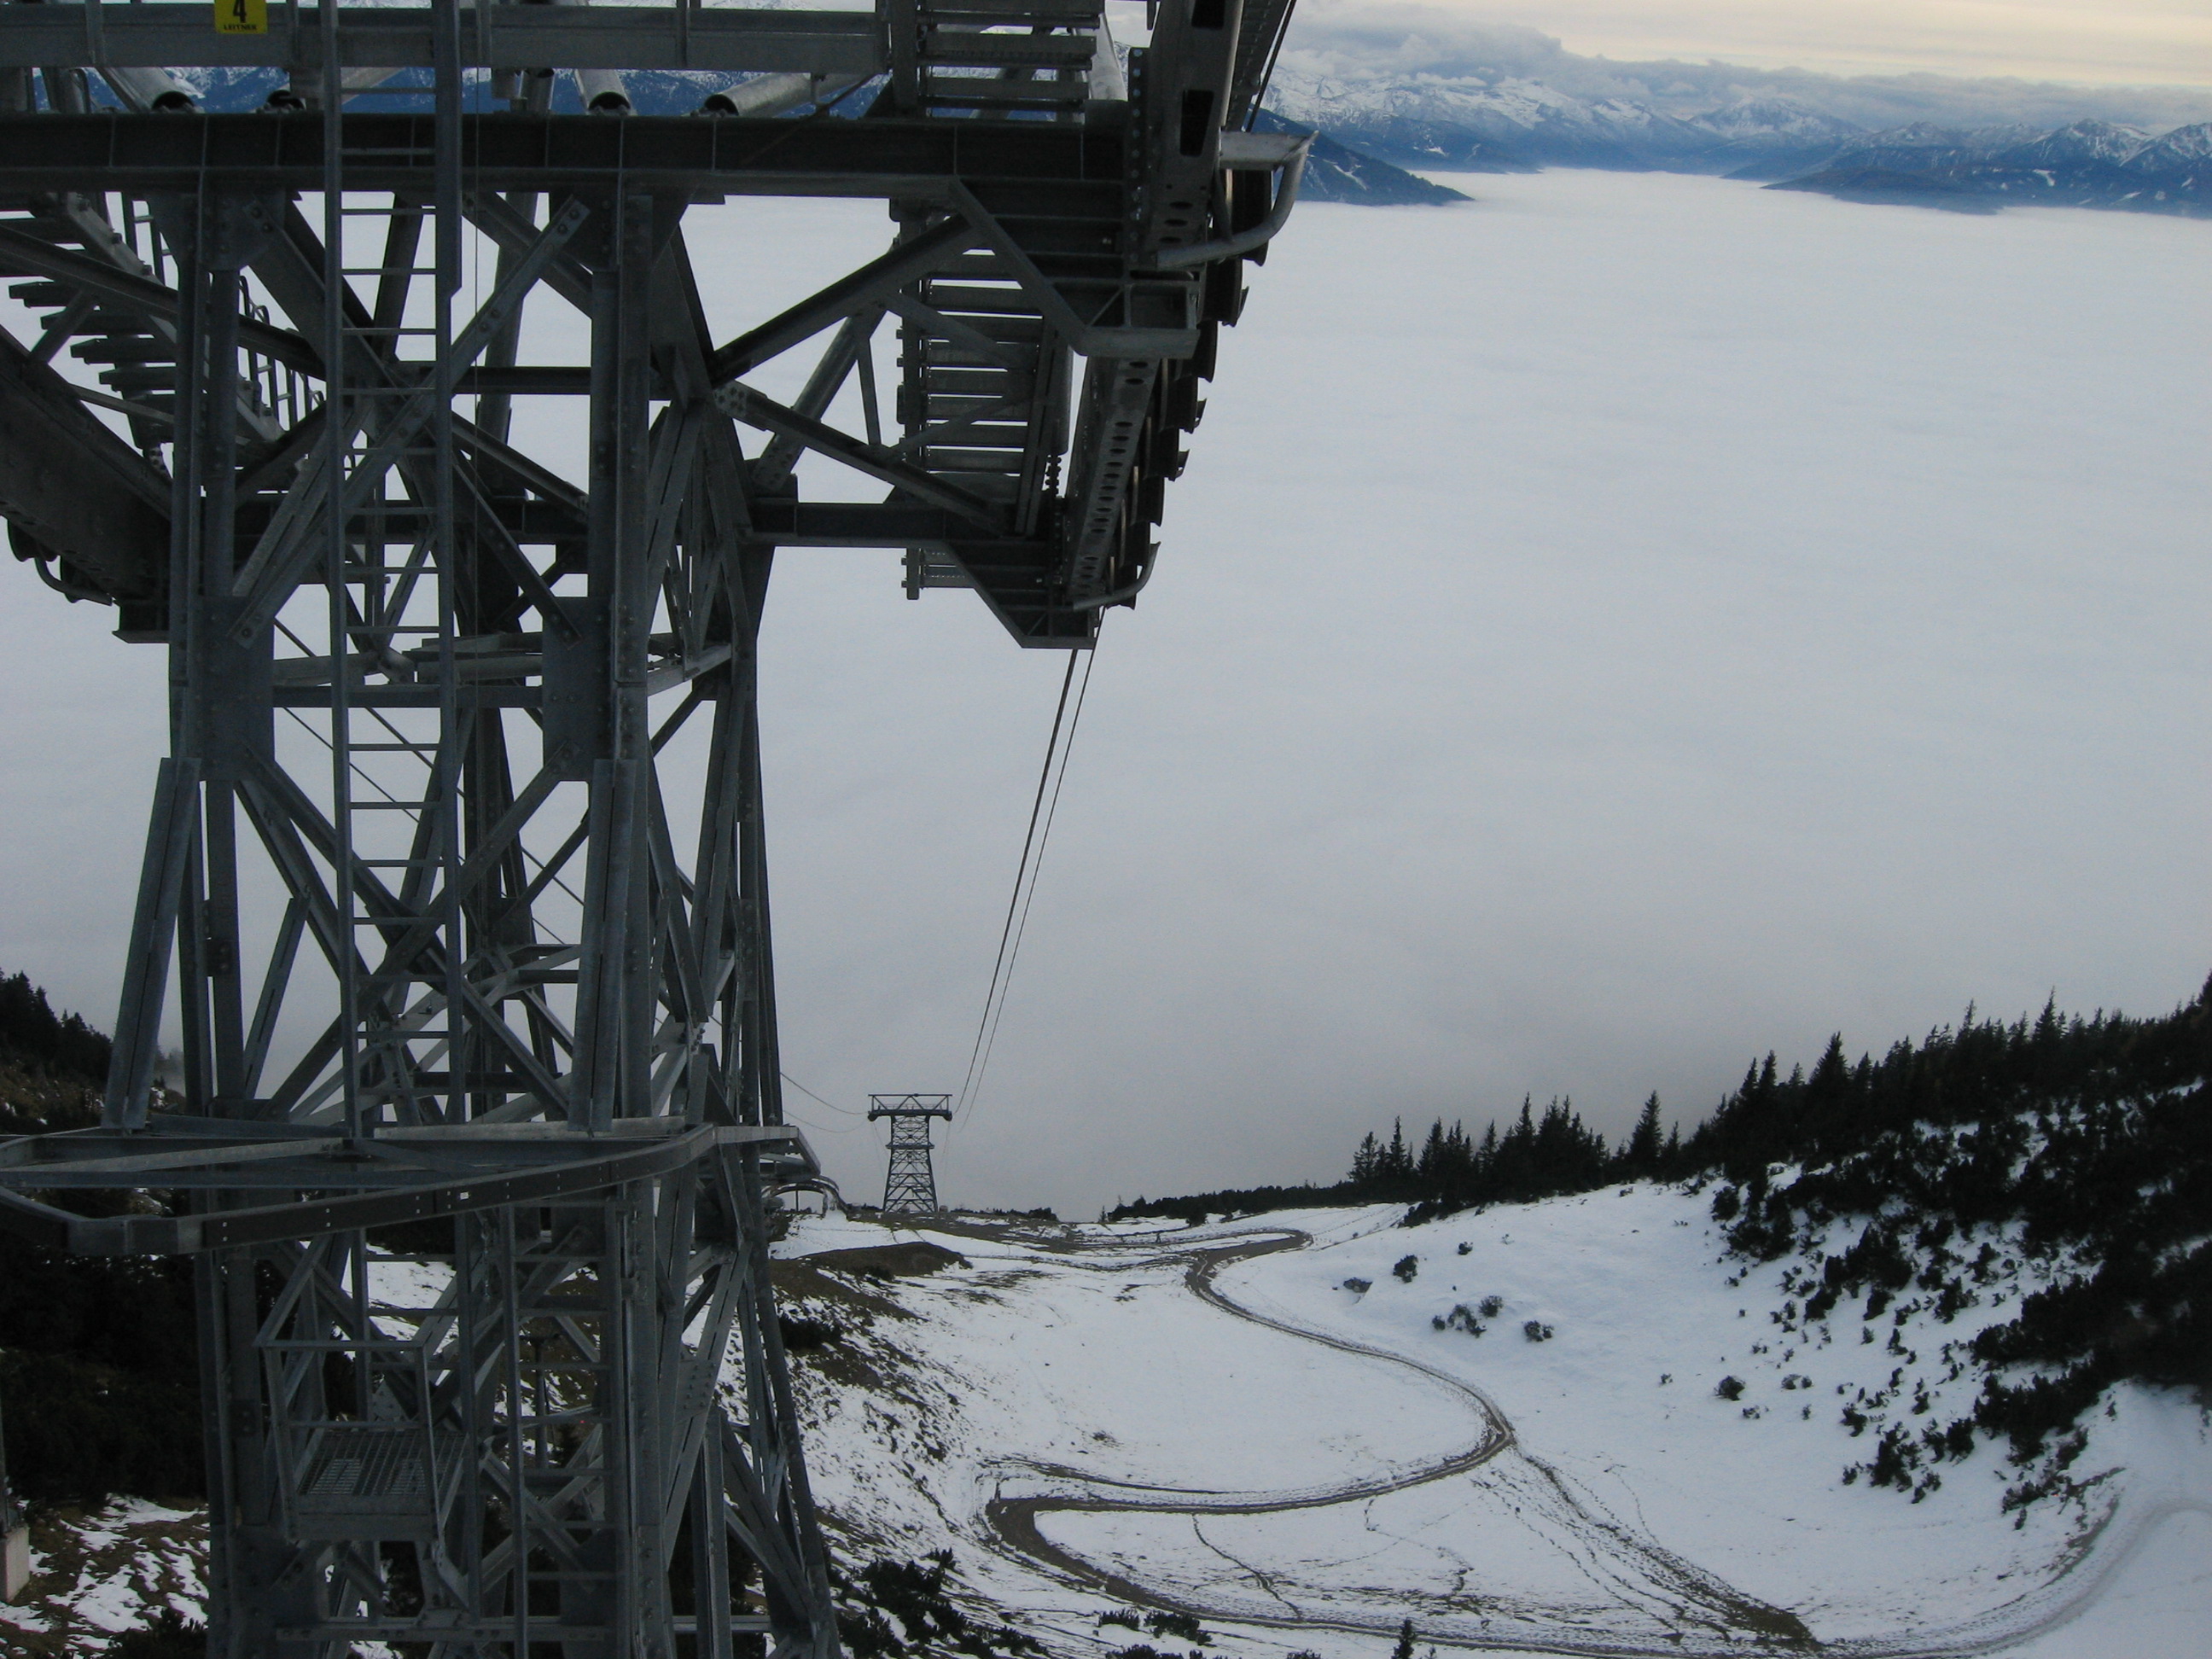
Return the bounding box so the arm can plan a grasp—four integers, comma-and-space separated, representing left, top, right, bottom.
957, 640, 1098, 1120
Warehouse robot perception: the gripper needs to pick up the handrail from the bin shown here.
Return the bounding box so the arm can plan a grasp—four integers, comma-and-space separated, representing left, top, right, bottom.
1147, 131, 1311, 271
0, 1121, 813, 1254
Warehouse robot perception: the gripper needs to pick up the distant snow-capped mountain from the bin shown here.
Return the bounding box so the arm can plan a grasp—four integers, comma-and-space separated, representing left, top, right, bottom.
1263, 67, 1726, 172
1686, 97, 1868, 178
1792, 122, 2039, 178
1261, 65, 1882, 176
1691, 96, 1862, 145
2128, 121, 2212, 170
1991, 118, 2152, 168
1251, 109, 1470, 207
1246, 3, 2212, 212
1778, 117, 2211, 214
1256, 60, 2212, 218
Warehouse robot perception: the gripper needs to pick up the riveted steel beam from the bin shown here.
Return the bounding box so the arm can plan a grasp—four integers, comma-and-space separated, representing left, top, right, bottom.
0, 4, 885, 75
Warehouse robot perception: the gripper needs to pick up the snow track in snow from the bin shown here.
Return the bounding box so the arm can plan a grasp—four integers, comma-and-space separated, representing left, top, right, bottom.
983, 1225, 1818, 1656
780, 1197, 2210, 1659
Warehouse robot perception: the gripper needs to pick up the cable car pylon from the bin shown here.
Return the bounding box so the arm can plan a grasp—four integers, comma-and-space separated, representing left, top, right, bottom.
868, 1095, 954, 1214
0, 1, 1308, 1651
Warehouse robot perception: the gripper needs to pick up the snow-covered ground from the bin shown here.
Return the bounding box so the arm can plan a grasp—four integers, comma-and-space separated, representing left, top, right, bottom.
3, 1187, 2200, 1654
0, 1497, 205, 1655
773, 1192, 2212, 1658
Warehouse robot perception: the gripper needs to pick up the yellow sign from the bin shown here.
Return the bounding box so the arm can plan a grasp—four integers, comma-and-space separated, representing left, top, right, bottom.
215, 0, 266, 35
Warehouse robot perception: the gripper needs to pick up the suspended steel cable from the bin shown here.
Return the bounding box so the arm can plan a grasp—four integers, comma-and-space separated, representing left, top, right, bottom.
962, 643, 1097, 1125
785, 633, 1097, 1142
780, 1071, 867, 1117
954, 647, 1081, 1115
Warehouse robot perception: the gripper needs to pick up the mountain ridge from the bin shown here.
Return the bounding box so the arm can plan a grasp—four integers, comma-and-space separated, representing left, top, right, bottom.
1768, 117, 2211, 212
1256, 9, 2212, 213
1259, 67, 2212, 215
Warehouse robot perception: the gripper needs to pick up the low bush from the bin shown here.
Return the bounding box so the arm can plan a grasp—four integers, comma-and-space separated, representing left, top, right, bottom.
108, 1612, 206, 1659
834, 1551, 1040, 1659
778, 1314, 841, 1353
1145, 1610, 1207, 1644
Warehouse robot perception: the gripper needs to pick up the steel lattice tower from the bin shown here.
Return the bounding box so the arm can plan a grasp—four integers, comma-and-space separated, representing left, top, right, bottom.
0, 1, 1307, 1653
867, 1095, 952, 1214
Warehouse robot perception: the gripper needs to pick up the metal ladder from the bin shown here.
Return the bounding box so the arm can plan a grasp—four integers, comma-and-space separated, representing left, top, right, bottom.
318, 3, 469, 1136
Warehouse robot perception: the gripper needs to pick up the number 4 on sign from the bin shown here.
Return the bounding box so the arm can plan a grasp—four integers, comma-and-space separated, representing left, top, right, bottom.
216, 0, 267, 34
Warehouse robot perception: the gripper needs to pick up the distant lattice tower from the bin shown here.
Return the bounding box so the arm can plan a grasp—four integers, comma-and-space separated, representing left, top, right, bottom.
869, 1096, 954, 1214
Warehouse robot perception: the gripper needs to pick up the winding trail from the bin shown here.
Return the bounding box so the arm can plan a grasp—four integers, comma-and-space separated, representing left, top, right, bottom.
979, 1226, 1816, 1656
959, 1222, 2203, 1659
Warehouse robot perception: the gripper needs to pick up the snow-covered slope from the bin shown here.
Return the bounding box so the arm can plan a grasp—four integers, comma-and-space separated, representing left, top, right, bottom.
1991, 121, 2153, 170
3, 1188, 2202, 1654
1249, 111, 1470, 207
775, 1195, 2211, 1658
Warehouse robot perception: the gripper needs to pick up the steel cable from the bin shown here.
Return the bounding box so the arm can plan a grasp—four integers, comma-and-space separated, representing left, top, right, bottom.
955, 639, 1097, 1119
963, 643, 1097, 1125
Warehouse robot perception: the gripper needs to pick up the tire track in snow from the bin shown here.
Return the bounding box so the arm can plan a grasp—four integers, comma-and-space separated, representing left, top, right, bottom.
963, 1223, 2196, 1659
979, 1227, 1817, 1656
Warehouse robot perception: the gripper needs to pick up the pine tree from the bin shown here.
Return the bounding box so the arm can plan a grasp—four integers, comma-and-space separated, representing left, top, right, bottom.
1622, 1092, 1664, 1173
1418, 1119, 1447, 1183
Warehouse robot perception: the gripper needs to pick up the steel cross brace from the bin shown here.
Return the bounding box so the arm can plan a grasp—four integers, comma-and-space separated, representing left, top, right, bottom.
0, 2, 1310, 1650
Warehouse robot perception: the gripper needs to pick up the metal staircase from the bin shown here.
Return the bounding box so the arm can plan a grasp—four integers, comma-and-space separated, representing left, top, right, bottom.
890, 0, 1108, 120
3, 202, 178, 447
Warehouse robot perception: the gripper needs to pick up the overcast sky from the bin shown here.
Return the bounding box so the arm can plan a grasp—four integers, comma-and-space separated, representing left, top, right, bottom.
1, 129, 2207, 1223
1384, 1, 2212, 85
